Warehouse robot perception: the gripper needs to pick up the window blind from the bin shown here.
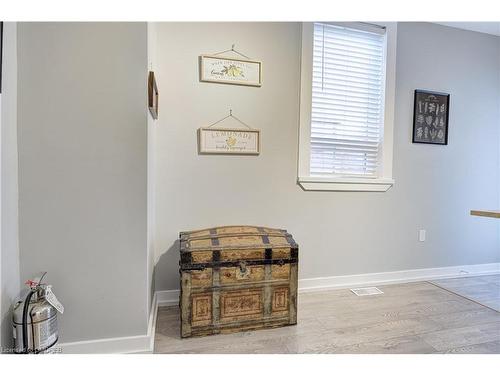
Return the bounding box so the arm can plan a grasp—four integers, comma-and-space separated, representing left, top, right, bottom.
310, 23, 386, 178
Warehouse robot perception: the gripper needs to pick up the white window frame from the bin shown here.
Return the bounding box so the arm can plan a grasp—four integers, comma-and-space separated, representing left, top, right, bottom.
297, 22, 397, 192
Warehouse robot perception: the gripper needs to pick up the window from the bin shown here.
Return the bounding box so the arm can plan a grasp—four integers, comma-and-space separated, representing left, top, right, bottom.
298, 22, 397, 192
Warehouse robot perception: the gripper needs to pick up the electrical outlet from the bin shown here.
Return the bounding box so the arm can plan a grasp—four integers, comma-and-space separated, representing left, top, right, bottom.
419, 229, 426, 242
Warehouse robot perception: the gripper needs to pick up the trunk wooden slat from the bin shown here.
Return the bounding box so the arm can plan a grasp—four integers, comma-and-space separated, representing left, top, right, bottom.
179, 225, 299, 338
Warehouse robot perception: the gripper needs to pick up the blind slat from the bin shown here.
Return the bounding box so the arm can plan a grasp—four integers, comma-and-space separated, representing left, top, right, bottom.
315, 24, 385, 44
312, 68, 383, 83
312, 82, 383, 96
314, 44, 385, 61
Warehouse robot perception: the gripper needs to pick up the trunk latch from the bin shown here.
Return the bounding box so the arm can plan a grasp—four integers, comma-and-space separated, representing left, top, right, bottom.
236, 261, 250, 279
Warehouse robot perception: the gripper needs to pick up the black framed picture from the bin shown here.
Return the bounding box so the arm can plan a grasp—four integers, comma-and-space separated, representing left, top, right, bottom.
148, 71, 158, 120
412, 89, 450, 145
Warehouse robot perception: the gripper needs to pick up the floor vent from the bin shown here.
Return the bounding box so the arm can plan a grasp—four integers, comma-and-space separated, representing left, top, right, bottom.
350, 287, 384, 296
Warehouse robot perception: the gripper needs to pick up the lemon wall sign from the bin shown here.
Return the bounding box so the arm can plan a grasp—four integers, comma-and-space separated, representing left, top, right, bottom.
199, 55, 262, 87
198, 128, 260, 155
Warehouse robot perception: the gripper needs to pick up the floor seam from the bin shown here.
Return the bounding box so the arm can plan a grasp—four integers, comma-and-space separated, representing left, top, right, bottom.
425, 280, 500, 313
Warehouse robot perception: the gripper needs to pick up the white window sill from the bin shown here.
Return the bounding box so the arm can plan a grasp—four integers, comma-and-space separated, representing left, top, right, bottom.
297, 176, 395, 192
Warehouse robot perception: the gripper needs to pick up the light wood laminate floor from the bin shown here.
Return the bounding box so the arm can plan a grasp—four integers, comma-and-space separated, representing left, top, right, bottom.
154, 278, 500, 354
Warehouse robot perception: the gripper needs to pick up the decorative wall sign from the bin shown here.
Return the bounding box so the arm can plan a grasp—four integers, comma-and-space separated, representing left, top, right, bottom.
198, 128, 260, 155
198, 110, 260, 155
199, 55, 262, 87
148, 71, 159, 119
412, 89, 450, 145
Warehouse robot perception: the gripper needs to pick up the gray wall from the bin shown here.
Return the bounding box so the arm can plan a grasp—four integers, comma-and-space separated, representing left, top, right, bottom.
147, 22, 158, 313
17, 22, 149, 343
153, 22, 500, 291
1, 22, 21, 349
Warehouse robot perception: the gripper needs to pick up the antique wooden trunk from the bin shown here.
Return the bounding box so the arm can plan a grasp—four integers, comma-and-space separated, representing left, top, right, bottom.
179, 226, 298, 338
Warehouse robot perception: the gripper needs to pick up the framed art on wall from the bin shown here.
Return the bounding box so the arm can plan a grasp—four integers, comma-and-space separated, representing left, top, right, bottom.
199, 55, 262, 87
148, 71, 159, 119
198, 128, 260, 155
412, 89, 450, 145
198, 110, 261, 155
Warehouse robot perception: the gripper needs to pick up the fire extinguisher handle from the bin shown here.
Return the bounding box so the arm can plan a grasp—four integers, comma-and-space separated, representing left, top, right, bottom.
34, 271, 47, 285
25, 272, 47, 289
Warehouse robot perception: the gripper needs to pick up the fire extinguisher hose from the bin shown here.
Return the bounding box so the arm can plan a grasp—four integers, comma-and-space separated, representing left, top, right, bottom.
22, 289, 36, 354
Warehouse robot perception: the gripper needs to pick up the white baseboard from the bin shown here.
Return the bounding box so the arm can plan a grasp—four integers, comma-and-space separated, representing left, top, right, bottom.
55, 262, 500, 353
156, 289, 180, 307
57, 293, 159, 354
298, 262, 500, 292
146, 292, 159, 353
57, 334, 151, 354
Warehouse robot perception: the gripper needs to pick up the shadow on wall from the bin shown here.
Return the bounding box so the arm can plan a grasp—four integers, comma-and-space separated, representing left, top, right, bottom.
153, 240, 180, 293
1, 311, 15, 351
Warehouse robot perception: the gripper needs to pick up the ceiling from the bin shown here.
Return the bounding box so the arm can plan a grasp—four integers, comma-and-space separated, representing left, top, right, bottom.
434, 22, 500, 36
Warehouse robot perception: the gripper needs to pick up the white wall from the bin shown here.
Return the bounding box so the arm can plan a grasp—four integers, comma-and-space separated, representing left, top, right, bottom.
153, 22, 500, 291
1, 22, 20, 350
17, 22, 150, 344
